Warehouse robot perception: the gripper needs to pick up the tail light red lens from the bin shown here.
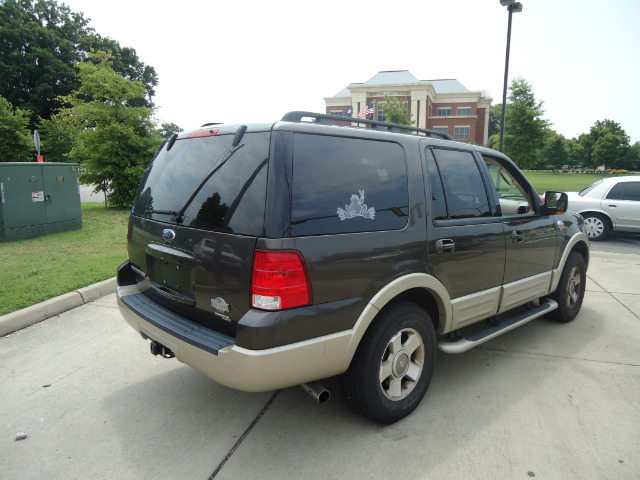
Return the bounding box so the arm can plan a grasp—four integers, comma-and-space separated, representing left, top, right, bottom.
251, 250, 312, 311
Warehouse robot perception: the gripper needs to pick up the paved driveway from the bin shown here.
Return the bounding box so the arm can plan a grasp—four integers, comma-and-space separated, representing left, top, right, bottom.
1, 251, 639, 479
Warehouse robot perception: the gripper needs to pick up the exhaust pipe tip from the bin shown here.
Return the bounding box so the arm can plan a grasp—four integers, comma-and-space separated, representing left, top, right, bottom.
300, 381, 330, 403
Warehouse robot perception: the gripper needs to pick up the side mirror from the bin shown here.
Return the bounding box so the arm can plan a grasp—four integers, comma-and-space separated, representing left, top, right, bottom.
544, 191, 568, 215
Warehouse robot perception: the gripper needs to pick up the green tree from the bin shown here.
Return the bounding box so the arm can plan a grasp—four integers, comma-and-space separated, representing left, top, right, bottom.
0, 95, 33, 162
488, 103, 502, 138
82, 35, 158, 107
157, 122, 183, 141
617, 141, 640, 170
37, 115, 77, 162
486, 133, 500, 150
0, 0, 158, 128
378, 95, 413, 125
593, 133, 626, 170
56, 52, 162, 208
543, 134, 569, 170
0, 0, 92, 127
581, 120, 629, 170
566, 136, 587, 169
502, 77, 550, 169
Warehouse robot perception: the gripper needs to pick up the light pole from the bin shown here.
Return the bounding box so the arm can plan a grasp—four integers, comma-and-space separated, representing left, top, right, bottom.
499, 0, 522, 152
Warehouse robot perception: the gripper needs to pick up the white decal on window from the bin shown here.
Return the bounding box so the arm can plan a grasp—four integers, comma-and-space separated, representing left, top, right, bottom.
337, 190, 375, 221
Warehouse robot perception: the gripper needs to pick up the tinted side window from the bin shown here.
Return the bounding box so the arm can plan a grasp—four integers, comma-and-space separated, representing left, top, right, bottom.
432, 149, 490, 219
424, 147, 448, 221
290, 134, 408, 236
607, 182, 640, 201
606, 183, 626, 200
624, 182, 640, 201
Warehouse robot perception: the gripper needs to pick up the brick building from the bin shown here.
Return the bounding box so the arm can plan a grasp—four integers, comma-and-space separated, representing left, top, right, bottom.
324, 70, 492, 145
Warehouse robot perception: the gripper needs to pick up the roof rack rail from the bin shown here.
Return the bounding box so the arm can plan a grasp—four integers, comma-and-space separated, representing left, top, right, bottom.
280, 111, 454, 141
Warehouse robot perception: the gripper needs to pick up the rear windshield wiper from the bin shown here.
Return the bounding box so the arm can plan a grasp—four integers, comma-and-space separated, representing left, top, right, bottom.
144, 209, 179, 216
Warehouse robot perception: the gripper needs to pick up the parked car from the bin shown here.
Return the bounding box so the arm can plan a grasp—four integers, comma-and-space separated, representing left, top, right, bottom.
566, 176, 640, 241
116, 111, 590, 424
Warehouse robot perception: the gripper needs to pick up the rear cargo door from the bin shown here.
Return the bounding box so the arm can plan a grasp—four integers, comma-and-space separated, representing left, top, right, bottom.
128, 129, 271, 327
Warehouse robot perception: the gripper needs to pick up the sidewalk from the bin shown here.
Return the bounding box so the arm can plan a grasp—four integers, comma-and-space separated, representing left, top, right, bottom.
1, 250, 639, 479
0, 278, 116, 337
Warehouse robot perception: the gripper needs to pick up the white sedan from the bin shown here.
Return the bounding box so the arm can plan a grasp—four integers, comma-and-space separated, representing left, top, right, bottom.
565, 176, 640, 241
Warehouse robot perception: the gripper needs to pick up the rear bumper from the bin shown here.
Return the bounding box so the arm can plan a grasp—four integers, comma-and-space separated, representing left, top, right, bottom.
117, 283, 354, 392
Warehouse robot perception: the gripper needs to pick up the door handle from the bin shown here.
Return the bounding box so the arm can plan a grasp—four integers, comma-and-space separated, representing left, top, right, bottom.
511, 230, 525, 243
435, 238, 455, 254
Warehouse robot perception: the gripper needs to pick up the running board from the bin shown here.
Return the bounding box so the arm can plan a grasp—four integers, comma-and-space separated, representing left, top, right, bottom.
437, 299, 558, 354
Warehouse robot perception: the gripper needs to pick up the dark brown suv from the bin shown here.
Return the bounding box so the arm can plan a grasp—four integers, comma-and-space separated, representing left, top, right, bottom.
117, 112, 589, 424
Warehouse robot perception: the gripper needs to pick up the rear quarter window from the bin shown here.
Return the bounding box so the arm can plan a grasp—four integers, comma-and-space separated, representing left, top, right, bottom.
290, 134, 409, 236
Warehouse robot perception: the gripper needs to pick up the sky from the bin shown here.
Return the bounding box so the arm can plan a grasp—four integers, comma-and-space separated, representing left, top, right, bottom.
61, 0, 640, 143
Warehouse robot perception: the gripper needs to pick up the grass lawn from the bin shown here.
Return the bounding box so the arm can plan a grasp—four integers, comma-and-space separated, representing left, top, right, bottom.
522, 171, 620, 194
0, 203, 129, 316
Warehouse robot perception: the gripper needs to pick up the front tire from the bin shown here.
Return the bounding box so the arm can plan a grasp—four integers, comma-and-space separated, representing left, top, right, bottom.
549, 252, 586, 323
582, 213, 610, 241
343, 302, 436, 424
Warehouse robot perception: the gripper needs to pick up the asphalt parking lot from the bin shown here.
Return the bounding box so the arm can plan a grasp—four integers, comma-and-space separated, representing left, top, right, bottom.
1, 249, 639, 479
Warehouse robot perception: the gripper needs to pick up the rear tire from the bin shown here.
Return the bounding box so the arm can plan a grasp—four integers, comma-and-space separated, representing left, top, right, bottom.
582, 213, 610, 241
343, 302, 436, 424
548, 252, 586, 323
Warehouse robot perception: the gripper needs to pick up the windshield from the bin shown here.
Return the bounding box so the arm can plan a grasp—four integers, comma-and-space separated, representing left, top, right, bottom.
132, 132, 270, 236
578, 180, 603, 196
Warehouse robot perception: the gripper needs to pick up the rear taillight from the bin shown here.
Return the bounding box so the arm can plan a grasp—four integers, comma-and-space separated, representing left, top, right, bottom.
126, 220, 130, 258
251, 250, 312, 311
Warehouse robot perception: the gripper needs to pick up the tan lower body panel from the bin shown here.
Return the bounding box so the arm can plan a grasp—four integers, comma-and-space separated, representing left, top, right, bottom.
118, 295, 353, 392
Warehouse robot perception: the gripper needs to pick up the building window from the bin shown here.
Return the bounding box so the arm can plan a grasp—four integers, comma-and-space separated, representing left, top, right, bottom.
377, 103, 386, 122
330, 110, 343, 116
457, 107, 471, 116
454, 126, 470, 140
433, 126, 449, 135
437, 107, 452, 117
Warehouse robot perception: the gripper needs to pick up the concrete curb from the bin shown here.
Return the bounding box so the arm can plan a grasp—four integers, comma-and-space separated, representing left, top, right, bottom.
0, 277, 116, 337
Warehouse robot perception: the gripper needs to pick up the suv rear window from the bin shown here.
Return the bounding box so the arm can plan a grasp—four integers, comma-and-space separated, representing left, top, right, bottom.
132, 132, 270, 236
290, 134, 409, 236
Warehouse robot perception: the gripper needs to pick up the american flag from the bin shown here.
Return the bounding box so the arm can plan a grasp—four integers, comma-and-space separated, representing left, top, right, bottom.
357, 103, 374, 118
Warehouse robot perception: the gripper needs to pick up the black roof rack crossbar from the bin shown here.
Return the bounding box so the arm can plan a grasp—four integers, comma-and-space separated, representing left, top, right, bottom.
280, 111, 454, 141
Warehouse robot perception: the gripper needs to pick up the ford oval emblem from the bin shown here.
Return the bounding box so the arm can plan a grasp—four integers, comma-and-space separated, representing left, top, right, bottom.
161, 229, 176, 241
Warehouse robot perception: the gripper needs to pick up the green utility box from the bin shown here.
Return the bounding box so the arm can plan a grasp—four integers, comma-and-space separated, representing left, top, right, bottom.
0, 163, 82, 242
